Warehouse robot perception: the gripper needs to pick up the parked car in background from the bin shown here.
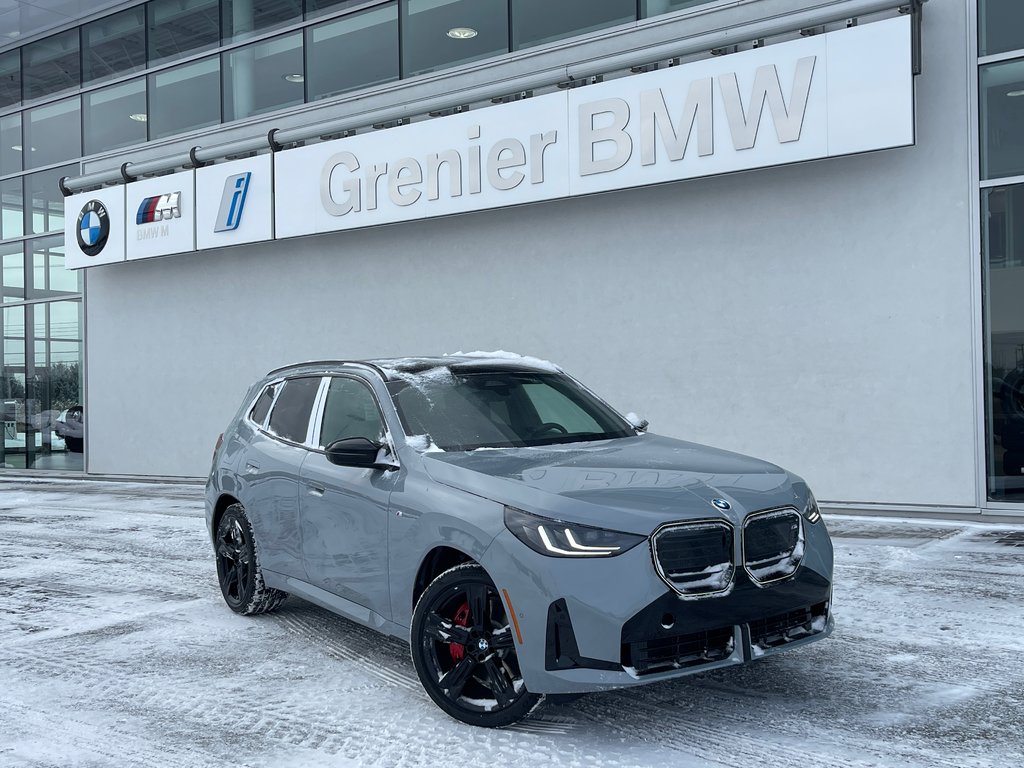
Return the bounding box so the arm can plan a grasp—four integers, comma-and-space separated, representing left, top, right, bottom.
206, 353, 834, 726
55, 406, 84, 453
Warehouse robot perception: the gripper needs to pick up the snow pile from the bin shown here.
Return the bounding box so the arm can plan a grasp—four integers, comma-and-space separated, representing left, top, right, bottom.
405, 434, 444, 453
446, 350, 561, 373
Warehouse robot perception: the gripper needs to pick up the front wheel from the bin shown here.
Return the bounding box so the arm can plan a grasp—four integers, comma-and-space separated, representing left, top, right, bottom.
411, 563, 541, 727
214, 503, 287, 615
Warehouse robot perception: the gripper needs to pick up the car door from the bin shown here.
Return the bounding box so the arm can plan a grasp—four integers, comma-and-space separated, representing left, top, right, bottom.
299, 375, 398, 617
241, 376, 321, 579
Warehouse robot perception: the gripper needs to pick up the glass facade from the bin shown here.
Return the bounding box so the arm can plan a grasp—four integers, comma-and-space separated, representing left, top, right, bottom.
0, 0, 717, 473
981, 3, 1024, 501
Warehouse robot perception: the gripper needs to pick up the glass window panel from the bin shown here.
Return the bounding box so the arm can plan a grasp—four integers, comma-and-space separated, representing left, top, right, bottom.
48, 301, 80, 341
222, 0, 303, 44
306, 0, 371, 19
980, 58, 1024, 181
47, 245, 81, 295
401, 0, 508, 77
980, 0, 1024, 58
1, 113, 22, 176
27, 235, 78, 299
0, 50, 20, 109
84, 78, 148, 155
640, 0, 715, 19
1, 178, 24, 241
512, 0, 634, 51
308, 4, 399, 100
268, 376, 321, 442
223, 32, 304, 121
82, 7, 147, 85
983, 184, 1024, 500
22, 29, 81, 102
1, 242, 24, 304
23, 96, 81, 170
148, 0, 221, 66
26, 165, 77, 237
149, 57, 220, 140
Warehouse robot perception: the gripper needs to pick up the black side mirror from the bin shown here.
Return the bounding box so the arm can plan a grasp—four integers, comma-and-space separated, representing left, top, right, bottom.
325, 437, 388, 469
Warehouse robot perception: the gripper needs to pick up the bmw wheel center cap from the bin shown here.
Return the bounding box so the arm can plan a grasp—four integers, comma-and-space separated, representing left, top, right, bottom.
712, 498, 731, 511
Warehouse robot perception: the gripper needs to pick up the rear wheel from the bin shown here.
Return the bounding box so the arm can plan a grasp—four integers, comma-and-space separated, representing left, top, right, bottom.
214, 503, 287, 615
411, 563, 540, 727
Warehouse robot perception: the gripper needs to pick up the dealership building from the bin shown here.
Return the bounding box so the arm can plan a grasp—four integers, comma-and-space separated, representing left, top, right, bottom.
0, 0, 1021, 517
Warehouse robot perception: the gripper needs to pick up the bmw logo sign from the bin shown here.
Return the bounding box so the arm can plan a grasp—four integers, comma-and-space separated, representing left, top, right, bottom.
76, 200, 110, 257
712, 498, 731, 511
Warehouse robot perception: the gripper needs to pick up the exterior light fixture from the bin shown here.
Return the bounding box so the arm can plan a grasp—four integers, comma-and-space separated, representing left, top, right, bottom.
447, 27, 478, 39
129, 113, 148, 122
1007, 90, 1024, 97
283, 73, 305, 83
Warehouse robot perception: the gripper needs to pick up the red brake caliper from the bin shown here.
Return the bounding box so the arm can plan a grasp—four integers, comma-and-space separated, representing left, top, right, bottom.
449, 601, 471, 662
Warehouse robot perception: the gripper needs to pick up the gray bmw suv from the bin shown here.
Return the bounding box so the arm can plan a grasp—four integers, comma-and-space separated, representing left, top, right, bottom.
206, 354, 833, 727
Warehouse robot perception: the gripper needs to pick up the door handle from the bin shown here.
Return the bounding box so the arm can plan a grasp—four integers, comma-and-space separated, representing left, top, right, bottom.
244, 462, 259, 474
307, 484, 325, 497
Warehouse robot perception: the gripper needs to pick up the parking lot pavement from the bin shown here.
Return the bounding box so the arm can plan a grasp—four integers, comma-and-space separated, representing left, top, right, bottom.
1, 479, 1022, 768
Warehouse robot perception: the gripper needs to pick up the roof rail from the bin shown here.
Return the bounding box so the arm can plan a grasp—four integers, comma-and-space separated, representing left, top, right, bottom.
265, 360, 389, 380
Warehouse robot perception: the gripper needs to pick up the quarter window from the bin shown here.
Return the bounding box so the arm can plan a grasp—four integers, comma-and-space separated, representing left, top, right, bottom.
267, 376, 320, 442
320, 377, 385, 448
249, 383, 277, 425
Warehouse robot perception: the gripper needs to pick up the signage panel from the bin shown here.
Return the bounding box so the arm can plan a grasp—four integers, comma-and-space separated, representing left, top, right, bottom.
196, 154, 273, 250
275, 91, 571, 240
64, 185, 127, 269
125, 170, 196, 260
65, 16, 914, 268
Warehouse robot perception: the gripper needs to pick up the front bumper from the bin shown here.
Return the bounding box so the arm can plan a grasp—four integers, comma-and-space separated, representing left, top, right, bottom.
480, 520, 833, 695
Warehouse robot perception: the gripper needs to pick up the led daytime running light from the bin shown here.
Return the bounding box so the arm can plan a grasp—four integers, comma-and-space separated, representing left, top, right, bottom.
537, 525, 619, 556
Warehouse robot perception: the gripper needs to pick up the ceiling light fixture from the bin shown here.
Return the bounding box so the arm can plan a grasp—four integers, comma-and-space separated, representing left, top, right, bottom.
447, 27, 478, 40
1007, 89, 1024, 97
129, 113, 148, 122
283, 73, 305, 83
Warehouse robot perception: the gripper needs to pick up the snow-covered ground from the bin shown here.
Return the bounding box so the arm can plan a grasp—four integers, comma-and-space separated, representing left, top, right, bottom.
1, 479, 1022, 768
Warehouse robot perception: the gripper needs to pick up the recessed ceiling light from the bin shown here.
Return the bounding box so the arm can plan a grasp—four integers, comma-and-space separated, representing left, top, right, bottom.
447, 27, 478, 40
1008, 89, 1024, 97
283, 73, 305, 83
129, 113, 148, 122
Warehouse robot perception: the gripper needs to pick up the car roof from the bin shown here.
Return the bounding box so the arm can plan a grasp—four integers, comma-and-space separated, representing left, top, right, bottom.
266, 355, 560, 381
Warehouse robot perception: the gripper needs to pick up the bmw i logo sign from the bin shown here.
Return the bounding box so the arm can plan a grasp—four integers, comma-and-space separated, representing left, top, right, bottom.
712, 498, 731, 511
76, 200, 110, 257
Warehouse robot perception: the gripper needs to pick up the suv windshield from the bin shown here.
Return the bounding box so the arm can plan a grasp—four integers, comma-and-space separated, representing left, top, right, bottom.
385, 369, 634, 451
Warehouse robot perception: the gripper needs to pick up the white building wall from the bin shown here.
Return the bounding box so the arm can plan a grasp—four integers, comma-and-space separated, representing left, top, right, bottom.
84, 1, 978, 508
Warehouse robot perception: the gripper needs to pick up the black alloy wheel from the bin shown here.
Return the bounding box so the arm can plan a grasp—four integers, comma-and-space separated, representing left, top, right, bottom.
411, 563, 540, 727
214, 504, 286, 615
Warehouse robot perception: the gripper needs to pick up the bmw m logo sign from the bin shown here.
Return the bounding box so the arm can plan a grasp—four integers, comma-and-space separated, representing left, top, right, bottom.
76, 200, 110, 257
136, 191, 181, 224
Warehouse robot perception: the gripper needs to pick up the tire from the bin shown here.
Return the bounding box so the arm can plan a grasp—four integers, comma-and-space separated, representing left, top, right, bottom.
214, 503, 287, 615
410, 563, 541, 727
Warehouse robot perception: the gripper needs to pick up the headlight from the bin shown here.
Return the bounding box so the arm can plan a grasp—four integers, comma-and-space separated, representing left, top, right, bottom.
503, 506, 646, 558
803, 492, 822, 524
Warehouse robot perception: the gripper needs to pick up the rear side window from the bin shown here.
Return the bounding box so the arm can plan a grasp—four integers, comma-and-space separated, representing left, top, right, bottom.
267, 377, 321, 443
249, 384, 277, 426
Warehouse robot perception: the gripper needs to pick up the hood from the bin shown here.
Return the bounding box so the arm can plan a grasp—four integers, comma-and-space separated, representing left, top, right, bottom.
419, 434, 808, 535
